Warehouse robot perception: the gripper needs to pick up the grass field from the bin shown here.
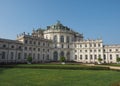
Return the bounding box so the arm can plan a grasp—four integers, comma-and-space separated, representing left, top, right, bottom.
0, 68, 120, 86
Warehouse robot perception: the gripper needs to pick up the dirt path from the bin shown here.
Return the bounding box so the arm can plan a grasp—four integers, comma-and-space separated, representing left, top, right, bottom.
84, 64, 120, 70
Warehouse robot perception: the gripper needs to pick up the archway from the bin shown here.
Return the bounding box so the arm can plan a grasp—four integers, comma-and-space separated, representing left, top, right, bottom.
66, 52, 70, 61
60, 51, 64, 57
53, 51, 58, 61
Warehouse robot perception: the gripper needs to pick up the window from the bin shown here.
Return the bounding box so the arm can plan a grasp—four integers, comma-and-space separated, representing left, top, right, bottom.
74, 44, 76, 48
80, 55, 82, 60
98, 54, 101, 59
75, 55, 77, 60
11, 52, 14, 59
29, 47, 32, 51
75, 50, 77, 52
46, 35, 48, 39
3, 44, 6, 48
60, 51, 64, 57
90, 44, 92, 47
47, 54, 49, 60
85, 44, 87, 47
38, 42, 40, 45
90, 50, 92, 52
90, 55, 92, 59
80, 50, 82, 52
38, 48, 40, 51
18, 53, 21, 59
109, 49, 112, 52
19, 46, 22, 49
116, 49, 118, 52
80, 44, 82, 47
11, 45, 14, 48
25, 47, 27, 50
98, 44, 101, 47
85, 55, 88, 60
60, 35, 64, 42
34, 41, 36, 45
116, 54, 119, 58
43, 43, 45, 46
104, 54, 106, 60
85, 50, 87, 52
25, 40, 28, 44
61, 44, 64, 48
94, 44, 96, 47
94, 55, 97, 59
43, 54, 45, 60
33, 53, 35, 59
43, 49, 45, 52
103, 49, 105, 52
94, 49, 96, 52
33, 48, 36, 51
38, 54, 40, 59
66, 36, 69, 43
53, 35, 57, 42
68, 45, 69, 48
99, 49, 101, 52
2, 51, 5, 59
47, 49, 49, 52
55, 44, 57, 48
29, 41, 32, 44
29, 53, 32, 57
24, 53, 27, 59
110, 54, 112, 60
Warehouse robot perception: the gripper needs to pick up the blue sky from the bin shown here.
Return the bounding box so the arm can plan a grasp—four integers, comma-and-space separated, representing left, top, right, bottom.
0, 0, 120, 44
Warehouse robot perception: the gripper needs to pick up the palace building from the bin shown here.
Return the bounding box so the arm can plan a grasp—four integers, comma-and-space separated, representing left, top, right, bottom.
0, 21, 120, 64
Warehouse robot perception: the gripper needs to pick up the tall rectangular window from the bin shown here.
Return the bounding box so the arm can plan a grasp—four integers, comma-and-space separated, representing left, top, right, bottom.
18, 53, 21, 59
66, 36, 69, 43
11, 52, 14, 59
2, 51, 5, 59
24, 53, 27, 59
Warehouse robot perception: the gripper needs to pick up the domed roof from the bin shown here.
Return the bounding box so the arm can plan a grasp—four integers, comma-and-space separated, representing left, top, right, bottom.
47, 21, 71, 31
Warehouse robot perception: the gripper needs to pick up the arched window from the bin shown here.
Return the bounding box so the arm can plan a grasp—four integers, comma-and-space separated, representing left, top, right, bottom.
104, 54, 106, 60
75, 55, 77, 60
18, 53, 21, 59
38, 54, 40, 59
66, 52, 70, 61
80, 55, 82, 60
2, 51, 5, 59
60, 51, 64, 57
66, 36, 69, 43
11, 52, 14, 59
60, 35, 64, 42
53, 35, 57, 42
53, 51, 58, 61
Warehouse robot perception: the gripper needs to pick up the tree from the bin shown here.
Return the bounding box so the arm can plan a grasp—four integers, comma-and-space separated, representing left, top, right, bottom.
60, 56, 66, 64
98, 56, 102, 64
27, 56, 32, 64
116, 57, 120, 64
60, 56, 65, 62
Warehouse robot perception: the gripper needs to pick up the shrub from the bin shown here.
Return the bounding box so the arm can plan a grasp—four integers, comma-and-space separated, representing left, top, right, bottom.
98, 56, 102, 63
0, 65, 110, 70
116, 57, 120, 63
60, 56, 66, 62
27, 56, 32, 63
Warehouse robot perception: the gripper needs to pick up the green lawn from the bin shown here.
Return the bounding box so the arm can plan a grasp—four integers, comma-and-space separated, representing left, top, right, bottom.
0, 68, 120, 86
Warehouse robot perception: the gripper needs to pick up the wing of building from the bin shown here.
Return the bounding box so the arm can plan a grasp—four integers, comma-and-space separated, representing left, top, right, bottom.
0, 21, 120, 64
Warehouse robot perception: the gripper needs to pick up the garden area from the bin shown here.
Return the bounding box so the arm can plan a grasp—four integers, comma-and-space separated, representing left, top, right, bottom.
0, 63, 120, 86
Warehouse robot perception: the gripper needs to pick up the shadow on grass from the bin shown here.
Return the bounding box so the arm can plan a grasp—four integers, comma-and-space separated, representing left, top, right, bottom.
111, 81, 120, 86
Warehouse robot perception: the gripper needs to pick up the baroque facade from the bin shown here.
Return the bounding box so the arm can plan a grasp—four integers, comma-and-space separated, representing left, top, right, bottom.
0, 21, 120, 64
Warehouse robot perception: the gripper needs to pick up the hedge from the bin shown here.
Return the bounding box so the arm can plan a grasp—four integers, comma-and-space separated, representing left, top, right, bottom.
0, 65, 110, 70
